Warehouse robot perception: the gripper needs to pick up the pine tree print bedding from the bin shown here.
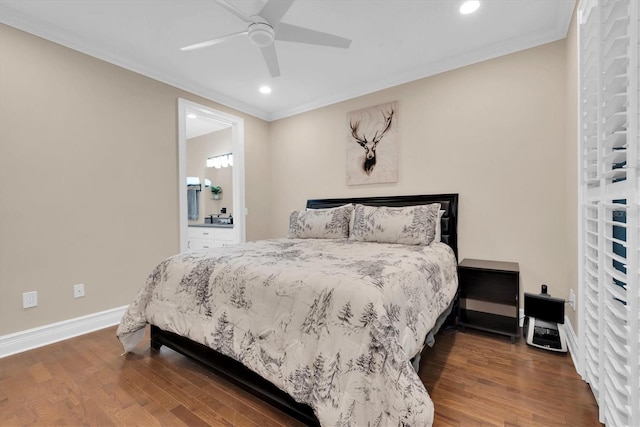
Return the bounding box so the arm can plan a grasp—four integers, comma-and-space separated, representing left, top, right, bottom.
118, 238, 458, 426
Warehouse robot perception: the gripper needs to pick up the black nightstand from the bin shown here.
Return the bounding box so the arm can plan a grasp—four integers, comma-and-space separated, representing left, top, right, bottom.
457, 258, 520, 342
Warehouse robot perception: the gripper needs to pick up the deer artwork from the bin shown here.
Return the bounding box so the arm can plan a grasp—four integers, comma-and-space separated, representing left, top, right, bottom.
349, 109, 395, 175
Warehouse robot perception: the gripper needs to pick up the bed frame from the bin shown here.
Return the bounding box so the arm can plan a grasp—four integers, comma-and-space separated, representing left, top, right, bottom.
150, 193, 458, 426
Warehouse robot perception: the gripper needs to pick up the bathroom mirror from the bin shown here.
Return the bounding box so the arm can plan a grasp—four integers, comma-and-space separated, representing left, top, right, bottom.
186, 118, 233, 224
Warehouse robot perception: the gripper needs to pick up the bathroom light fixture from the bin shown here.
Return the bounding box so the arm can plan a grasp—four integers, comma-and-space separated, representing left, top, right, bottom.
207, 153, 233, 169
259, 85, 272, 94
460, 0, 480, 14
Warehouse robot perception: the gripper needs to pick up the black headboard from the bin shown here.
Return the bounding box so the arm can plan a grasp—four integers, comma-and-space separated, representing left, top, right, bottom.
306, 194, 458, 259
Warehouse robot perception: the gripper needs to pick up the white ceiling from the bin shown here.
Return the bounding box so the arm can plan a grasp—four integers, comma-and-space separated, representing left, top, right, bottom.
0, 0, 575, 122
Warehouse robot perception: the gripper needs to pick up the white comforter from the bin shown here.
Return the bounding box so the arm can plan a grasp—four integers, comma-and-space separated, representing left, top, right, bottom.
117, 238, 457, 426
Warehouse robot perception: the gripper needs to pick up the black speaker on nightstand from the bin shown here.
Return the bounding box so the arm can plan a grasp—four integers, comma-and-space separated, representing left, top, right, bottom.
523, 285, 567, 353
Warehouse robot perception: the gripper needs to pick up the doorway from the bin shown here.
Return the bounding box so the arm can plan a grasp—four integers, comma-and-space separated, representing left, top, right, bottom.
178, 98, 246, 252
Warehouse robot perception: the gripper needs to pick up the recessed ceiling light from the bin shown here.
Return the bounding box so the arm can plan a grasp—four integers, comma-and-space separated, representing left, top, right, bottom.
187, 113, 197, 119
460, 0, 480, 14
259, 85, 272, 94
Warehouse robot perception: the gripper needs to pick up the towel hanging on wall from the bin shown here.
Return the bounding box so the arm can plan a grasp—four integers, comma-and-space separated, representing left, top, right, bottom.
187, 185, 200, 220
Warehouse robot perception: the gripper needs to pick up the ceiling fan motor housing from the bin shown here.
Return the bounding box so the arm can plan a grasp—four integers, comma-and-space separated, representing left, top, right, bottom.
248, 22, 275, 47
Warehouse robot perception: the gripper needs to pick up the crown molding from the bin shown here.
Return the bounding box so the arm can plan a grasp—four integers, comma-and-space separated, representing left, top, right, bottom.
1, 0, 575, 123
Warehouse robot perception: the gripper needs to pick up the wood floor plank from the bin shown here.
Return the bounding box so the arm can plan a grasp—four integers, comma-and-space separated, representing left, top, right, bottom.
200, 380, 296, 427
27, 362, 52, 383
64, 395, 114, 427
0, 325, 601, 426
121, 365, 183, 410
171, 403, 216, 427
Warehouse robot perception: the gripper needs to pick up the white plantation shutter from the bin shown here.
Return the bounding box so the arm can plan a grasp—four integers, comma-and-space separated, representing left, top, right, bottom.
578, 0, 639, 426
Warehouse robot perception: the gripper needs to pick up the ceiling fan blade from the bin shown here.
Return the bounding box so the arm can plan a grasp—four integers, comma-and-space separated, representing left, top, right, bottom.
275, 23, 351, 49
215, 0, 253, 23
258, 0, 295, 27
260, 44, 281, 78
180, 31, 247, 51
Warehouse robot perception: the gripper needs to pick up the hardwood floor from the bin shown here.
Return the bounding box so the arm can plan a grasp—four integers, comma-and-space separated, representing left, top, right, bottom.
0, 326, 601, 426
420, 328, 601, 426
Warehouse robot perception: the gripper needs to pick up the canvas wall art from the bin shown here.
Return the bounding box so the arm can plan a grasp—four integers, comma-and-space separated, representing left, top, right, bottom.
346, 101, 398, 185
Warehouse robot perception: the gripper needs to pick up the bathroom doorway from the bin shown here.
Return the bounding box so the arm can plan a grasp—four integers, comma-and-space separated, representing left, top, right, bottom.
178, 98, 246, 252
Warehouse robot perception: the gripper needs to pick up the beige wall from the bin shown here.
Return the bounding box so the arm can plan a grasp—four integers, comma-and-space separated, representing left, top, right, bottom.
269, 40, 572, 305
564, 8, 579, 330
0, 24, 270, 335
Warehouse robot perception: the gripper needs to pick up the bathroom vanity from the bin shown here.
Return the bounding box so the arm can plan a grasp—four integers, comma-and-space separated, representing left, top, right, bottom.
187, 224, 236, 250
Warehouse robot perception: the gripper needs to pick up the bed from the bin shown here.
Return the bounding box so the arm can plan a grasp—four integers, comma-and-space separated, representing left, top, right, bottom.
117, 193, 459, 426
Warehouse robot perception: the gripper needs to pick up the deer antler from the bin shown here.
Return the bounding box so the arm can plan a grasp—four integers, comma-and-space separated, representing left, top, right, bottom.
350, 120, 368, 148
350, 109, 394, 151
371, 110, 394, 147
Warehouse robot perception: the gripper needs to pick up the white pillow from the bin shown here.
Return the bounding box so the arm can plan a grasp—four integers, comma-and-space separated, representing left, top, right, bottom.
349, 203, 441, 245
289, 205, 352, 239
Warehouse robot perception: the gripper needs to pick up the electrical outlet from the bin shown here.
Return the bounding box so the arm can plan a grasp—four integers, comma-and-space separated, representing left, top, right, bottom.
74, 284, 85, 298
569, 289, 576, 311
23, 291, 38, 308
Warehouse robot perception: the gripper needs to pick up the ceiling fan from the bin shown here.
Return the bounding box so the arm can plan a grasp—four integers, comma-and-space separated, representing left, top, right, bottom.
180, 0, 352, 78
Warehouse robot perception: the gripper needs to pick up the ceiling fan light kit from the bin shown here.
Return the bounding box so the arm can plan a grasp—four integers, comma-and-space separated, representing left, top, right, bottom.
248, 22, 275, 48
180, 0, 351, 78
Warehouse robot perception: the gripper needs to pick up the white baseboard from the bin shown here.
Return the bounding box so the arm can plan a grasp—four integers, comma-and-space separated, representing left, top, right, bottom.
0, 306, 127, 358
563, 315, 580, 375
